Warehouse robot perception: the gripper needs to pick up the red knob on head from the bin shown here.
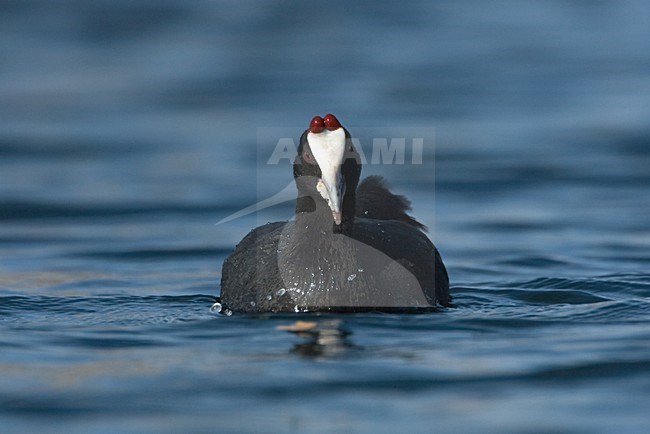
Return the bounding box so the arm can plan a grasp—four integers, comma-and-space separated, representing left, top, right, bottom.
323, 113, 341, 131
309, 116, 325, 133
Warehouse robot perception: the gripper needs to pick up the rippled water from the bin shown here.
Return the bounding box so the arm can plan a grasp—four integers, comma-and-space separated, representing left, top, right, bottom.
1, 1, 650, 433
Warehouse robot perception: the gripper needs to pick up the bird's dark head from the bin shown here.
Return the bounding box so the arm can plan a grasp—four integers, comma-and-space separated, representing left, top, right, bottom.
294, 114, 361, 230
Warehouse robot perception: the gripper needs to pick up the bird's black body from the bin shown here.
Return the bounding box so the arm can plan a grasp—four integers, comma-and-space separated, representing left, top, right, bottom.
220, 117, 450, 313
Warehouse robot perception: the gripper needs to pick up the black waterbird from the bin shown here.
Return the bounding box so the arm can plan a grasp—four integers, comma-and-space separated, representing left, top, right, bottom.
220, 114, 449, 313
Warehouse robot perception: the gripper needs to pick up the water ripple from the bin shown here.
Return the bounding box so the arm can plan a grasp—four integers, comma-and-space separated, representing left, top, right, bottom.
73, 247, 232, 261
0, 201, 236, 221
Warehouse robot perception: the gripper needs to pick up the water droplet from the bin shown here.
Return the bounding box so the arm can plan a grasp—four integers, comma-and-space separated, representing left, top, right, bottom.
294, 305, 300, 313
358, 268, 364, 273
223, 308, 233, 316
364, 210, 369, 215
210, 302, 222, 313
276, 288, 286, 296
250, 301, 256, 307
347, 273, 357, 281
266, 294, 272, 301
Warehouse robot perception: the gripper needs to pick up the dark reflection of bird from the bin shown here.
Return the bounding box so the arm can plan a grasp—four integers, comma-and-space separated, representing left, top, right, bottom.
278, 319, 354, 358
220, 114, 449, 313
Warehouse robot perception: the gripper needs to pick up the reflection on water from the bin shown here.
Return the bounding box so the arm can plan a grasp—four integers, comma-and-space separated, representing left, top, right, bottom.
280, 319, 355, 358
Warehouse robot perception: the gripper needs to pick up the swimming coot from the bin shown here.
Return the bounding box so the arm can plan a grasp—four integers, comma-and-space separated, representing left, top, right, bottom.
220, 114, 449, 313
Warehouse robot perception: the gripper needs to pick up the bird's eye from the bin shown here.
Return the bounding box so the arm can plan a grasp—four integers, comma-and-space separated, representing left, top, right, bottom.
303, 150, 316, 164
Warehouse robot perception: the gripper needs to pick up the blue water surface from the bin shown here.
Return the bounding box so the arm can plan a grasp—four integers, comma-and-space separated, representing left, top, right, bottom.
1, 1, 650, 433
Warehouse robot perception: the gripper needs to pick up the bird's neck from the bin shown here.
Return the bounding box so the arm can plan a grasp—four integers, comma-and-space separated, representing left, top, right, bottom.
295, 191, 355, 236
